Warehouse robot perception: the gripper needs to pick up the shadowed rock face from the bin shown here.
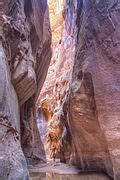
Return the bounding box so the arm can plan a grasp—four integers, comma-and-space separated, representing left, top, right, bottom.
67, 0, 120, 179
38, 0, 120, 179
0, 42, 29, 179
0, 0, 52, 178
3, 0, 52, 106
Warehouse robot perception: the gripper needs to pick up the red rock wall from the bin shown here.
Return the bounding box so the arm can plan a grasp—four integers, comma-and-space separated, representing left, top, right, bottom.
0, 0, 120, 179
38, 0, 120, 179
0, 0, 52, 178
67, 0, 120, 179
37, 0, 77, 159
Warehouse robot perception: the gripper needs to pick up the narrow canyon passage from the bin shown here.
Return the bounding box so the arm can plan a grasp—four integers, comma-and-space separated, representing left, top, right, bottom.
0, 0, 120, 180
36, 0, 77, 162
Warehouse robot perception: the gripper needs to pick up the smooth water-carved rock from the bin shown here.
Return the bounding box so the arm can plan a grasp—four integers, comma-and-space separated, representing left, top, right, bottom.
0, 0, 120, 179
0, 0, 52, 178
38, 0, 77, 159
68, 0, 120, 179
38, 0, 120, 179
0, 42, 29, 179
2, 0, 51, 163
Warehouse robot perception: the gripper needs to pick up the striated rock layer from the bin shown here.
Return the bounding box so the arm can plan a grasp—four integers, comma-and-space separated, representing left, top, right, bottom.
0, 0, 120, 179
0, 41, 29, 179
38, 0, 120, 179
0, 0, 52, 178
69, 0, 120, 179
37, 0, 77, 160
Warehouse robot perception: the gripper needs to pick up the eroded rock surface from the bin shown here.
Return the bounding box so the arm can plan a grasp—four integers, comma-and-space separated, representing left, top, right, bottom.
38, 0, 120, 179
69, 0, 120, 179
37, 0, 77, 160
0, 41, 29, 178
0, 0, 52, 178
0, 0, 120, 179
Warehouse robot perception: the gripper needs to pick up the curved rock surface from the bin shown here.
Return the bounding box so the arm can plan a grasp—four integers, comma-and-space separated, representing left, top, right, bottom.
37, 0, 77, 160
69, 1, 120, 179
0, 0, 52, 178
38, 0, 120, 179
0, 0, 120, 179
0, 39, 29, 179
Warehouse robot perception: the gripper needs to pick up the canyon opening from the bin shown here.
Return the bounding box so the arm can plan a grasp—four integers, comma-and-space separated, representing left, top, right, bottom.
0, 0, 120, 180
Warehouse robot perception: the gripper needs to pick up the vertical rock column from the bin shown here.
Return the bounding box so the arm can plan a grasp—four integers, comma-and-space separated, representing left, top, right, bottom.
2, 0, 52, 165
68, 0, 120, 179
0, 1, 29, 179
37, 0, 78, 160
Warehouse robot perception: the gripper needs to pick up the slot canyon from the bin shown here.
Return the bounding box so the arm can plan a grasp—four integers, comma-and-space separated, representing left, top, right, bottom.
0, 0, 120, 179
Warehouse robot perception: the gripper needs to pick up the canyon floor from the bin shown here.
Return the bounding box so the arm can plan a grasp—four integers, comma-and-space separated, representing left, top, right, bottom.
29, 160, 111, 180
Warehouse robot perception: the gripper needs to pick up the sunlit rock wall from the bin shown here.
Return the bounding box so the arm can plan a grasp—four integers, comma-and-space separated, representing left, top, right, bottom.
38, 0, 120, 179
38, 0, 78, 159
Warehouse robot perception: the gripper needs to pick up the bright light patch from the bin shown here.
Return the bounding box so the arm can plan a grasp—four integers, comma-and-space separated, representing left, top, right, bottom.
48, 0, 64, 44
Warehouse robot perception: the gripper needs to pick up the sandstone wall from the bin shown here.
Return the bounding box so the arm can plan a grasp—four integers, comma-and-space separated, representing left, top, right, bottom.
0, 0, 52, 178
0, 0, 119, 179
38, 0, 120, 179
67, 0, 120, 179
37, 0, 78, 159
0, 40, 29, 179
